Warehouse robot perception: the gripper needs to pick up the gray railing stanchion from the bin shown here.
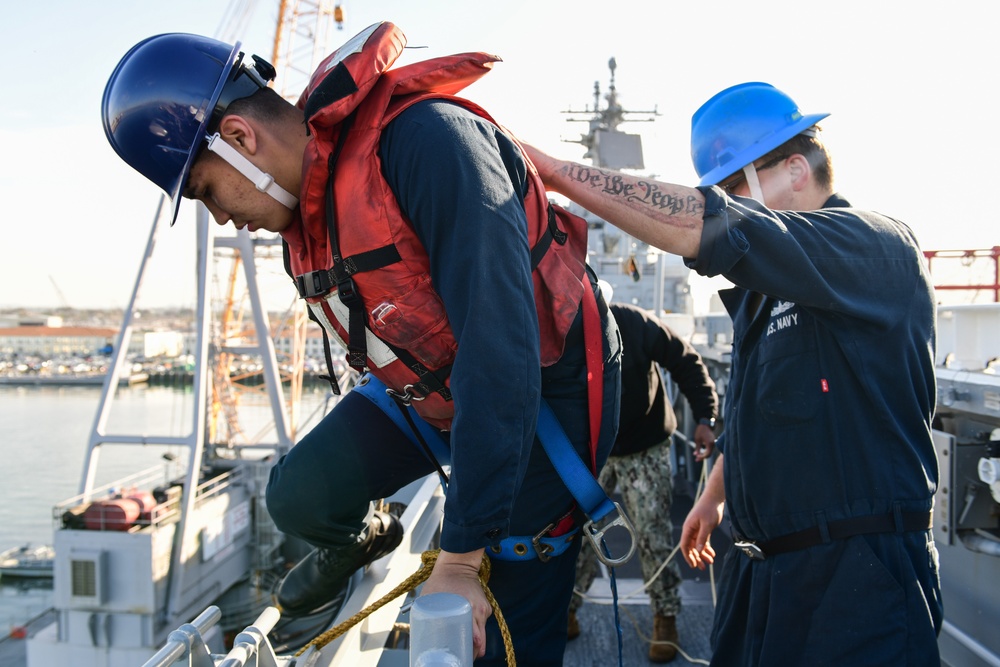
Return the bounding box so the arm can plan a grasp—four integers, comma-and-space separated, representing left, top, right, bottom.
217, 606, 282, 667
141, 606, 222, 667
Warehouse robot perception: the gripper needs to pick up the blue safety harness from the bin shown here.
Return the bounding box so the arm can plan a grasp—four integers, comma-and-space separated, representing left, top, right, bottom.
354, 373, 634, 667
352, 374, 636, 565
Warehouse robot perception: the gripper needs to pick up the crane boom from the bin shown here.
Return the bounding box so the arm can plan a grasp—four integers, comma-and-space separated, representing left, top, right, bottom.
49, 274, 70, 309
271, 0, 343, 102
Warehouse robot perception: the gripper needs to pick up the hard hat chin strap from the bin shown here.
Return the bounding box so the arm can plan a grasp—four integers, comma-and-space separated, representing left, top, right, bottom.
205, 133, 299, 209
743, 163, 765, 203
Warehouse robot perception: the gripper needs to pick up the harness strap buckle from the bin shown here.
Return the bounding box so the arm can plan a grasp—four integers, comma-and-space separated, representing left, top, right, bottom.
336, 275, 361, 306
583, 501, 637, 567
733, 540, 766, 560
531, 522, 558, 562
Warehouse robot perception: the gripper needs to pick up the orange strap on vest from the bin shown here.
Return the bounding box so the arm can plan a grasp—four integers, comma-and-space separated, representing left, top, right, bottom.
581, 278, 604, 474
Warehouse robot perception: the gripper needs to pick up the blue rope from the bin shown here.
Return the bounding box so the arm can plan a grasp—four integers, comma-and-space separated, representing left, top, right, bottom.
601, 537, 625, 667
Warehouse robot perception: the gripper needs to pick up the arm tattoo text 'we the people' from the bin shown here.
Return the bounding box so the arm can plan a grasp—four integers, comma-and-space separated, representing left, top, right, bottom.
563, 164, 696, 216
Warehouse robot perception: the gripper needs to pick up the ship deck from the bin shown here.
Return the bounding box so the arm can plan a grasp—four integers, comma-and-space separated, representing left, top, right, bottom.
563, 486, 730, 666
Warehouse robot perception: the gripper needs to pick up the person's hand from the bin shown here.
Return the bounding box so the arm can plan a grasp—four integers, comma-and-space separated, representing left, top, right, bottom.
679, 496, 723, 570
420, 549, 492, 658
692, 423, 716, 462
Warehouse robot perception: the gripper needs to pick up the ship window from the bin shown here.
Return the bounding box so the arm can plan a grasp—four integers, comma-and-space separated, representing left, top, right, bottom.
71, 559, 97, 597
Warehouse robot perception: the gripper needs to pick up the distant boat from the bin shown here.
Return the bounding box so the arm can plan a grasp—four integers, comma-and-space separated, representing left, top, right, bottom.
0, 371, 148, 387
0, 544, 54, 580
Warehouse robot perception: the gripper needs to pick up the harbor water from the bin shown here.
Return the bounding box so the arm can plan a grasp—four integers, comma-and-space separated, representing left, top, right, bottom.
0, 382, 333, 634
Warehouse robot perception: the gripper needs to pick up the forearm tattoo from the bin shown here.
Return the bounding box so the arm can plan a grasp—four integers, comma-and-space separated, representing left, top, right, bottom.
560, 163, 703, 218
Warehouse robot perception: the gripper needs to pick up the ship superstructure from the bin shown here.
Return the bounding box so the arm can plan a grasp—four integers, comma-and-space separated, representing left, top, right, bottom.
561, 58, 694, 317
925, 250, 1000, 666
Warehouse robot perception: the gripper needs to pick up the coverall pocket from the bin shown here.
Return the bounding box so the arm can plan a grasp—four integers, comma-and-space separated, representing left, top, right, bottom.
756, 329, 820, 425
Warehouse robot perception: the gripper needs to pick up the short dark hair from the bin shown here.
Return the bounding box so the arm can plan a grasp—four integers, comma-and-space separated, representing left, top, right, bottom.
224, 87, 298, 126
764, 130, 833, 190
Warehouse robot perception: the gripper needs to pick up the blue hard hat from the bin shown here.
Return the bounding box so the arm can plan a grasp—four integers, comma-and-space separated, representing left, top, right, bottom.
690, 82, 829, 186
102, 33, 271, 224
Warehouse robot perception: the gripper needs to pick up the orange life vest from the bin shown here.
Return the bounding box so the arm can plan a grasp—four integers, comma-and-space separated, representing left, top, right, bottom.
282, 22, 589, 429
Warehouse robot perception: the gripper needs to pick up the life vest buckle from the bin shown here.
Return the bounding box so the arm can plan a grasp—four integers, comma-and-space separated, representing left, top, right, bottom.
583, 502, 637, 567
295, 269, 335, 298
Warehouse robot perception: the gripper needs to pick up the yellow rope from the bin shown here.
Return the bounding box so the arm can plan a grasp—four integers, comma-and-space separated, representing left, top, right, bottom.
293, 549, 516, 666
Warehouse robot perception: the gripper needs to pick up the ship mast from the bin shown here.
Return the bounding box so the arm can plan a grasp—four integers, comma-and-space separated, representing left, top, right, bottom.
562, 57, 658, 169
212, 1, 346, 443
557, 59, 693, 316
46, 3, 352, 653
157, 0, 349, 627
271, 0, 344, 434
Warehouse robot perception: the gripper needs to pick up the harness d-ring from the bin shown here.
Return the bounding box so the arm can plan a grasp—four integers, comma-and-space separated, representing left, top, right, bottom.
582, 501, 637, 567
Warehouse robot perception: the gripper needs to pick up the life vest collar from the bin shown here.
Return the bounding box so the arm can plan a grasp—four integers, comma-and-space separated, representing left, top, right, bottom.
297, 21, 406, 132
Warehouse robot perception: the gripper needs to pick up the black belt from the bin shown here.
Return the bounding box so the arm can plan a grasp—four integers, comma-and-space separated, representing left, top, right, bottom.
733, 511, 932, 560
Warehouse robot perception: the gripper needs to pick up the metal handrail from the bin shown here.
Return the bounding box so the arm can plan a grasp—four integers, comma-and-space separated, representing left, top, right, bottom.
141, 606, 222, 667
139, 605, 283, 667
217, 607, 281, 667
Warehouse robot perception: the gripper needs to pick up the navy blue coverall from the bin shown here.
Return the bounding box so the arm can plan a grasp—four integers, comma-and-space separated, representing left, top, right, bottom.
687, 188, 942, 666
266, 100, 622, 666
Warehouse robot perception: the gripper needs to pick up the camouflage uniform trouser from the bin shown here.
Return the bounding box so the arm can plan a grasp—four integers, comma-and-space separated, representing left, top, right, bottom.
570, 438, 683, 617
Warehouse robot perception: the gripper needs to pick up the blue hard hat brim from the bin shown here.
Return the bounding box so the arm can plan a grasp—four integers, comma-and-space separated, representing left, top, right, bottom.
167, 40, 243, 225
697, 111, 829, 187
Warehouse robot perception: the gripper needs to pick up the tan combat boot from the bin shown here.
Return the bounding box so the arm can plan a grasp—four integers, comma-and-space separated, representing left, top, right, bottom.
648, 614, 678, 663
567, 610, 580, 640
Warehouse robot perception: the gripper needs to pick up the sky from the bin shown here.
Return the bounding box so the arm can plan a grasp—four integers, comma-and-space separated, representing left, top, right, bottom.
2, 0, 997, 313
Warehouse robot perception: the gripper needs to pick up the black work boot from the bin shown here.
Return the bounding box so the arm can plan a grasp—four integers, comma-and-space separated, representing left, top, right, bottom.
567, 610, 581, 640
275, 510, 404, 617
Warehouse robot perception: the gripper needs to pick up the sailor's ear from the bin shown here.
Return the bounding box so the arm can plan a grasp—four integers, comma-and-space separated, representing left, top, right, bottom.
787, 153, 811, 191
217, 115, 257, 155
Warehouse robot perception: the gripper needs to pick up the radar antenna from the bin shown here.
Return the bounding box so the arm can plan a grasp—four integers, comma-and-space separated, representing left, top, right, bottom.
562, 57, 659, 169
